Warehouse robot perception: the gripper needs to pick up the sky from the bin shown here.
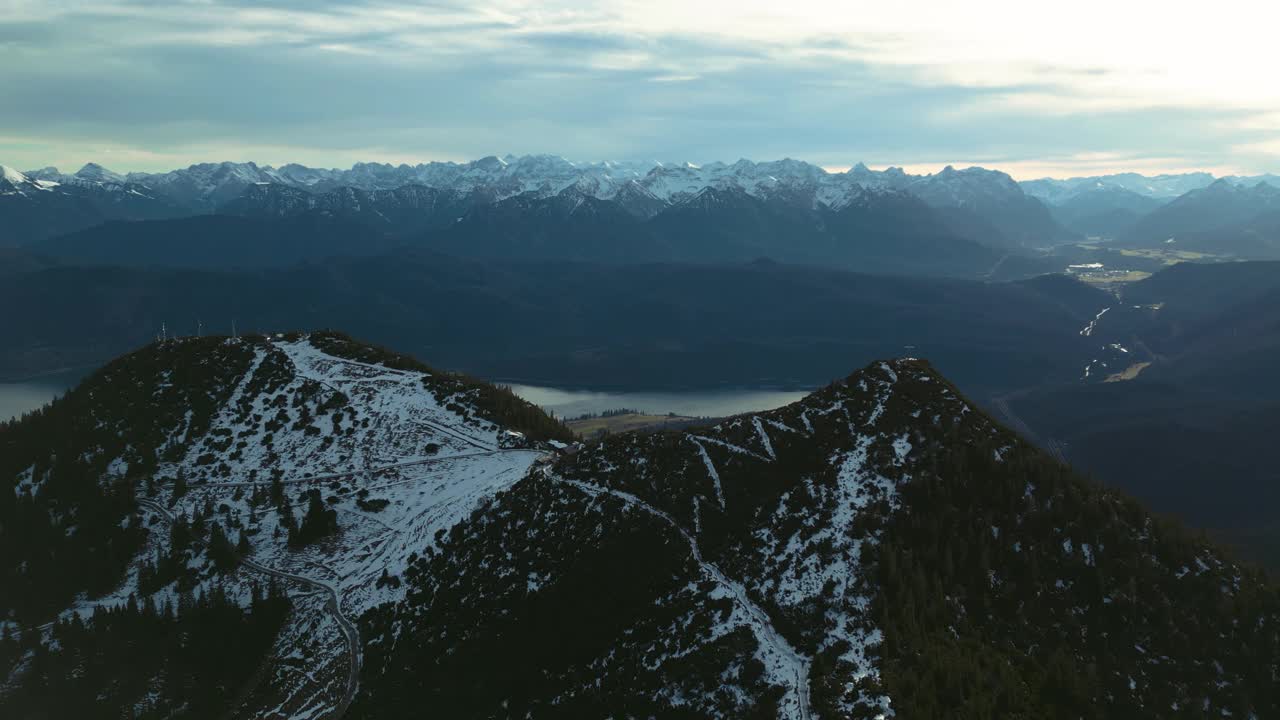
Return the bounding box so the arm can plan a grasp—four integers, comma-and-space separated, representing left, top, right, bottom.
2, 0, 1279, 179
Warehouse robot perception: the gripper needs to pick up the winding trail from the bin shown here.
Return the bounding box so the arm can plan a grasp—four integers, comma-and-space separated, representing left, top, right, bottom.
549, 471, 812, 720
137, 498, 362, 720
239, 557, 361, 719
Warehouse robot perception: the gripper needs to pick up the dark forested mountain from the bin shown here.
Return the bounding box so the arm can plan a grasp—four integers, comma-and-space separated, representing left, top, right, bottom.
1047, 187, 1164, 238
0, 254, 1108, 395
1119, 262, 1280, 405
634, 184, 820, 262
1013, 271, 1115, 316
903, 165, 1077, 248
32, 214, 405, 269
1122, 260, 1280, 334
429, 186, 651, 262
0, 247, 56, 276
1176, 210, 1280, 260
218, 178, 1004, 275
4, 337, 1275, 718
219, 182, 486, 236
1122, 180, 1280, 252
427, 184, 999, 275
1001, 261, 1280, 567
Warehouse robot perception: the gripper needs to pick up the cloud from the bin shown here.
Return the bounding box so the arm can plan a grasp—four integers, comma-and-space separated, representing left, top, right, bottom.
1233, 139, 1280, 159
0, 0, 1278, 176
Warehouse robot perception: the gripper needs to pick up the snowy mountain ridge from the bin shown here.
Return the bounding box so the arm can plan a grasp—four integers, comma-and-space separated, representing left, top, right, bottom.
18, 156, 1043, 214
4, 334, 1278, 718
351, 356, 1279, 718
17, 155, 1280, 223
3, 333, 563, 718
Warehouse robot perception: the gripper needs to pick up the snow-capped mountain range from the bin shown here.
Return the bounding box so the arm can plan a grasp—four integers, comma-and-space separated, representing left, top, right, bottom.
1, 163, 188, 244
4, 156, 1069, 251
5, 154, 1278, 253
10, 155, 991, 213
14, 155, 1277, 210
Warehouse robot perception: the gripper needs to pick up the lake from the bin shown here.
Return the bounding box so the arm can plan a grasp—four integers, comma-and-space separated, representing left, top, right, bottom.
508, 384, 810, 420
0, 371, 86, 422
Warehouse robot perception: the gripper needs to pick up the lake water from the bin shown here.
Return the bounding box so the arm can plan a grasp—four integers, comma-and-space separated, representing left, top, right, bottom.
0, 371, 86, 423
1, 374, 810, 424
508, 384, 810, 420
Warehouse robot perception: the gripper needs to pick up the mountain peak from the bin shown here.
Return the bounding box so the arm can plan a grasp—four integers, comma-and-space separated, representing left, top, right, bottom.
23, 166, 62, 180
474, 155, 508, 170
75, 162, 124, 182
1, 164, 29, 185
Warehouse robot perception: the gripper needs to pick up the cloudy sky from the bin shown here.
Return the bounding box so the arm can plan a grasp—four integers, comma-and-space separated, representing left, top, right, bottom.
2, 0, 1279, 178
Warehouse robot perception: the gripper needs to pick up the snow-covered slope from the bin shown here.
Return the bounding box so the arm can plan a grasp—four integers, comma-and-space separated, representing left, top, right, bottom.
2, 333, 563, 719
357, 360, 939, 718
0, 165, 58, 195
5, 338, 1278, 718
1, 165, 28, 186
353, 357, 1280, 718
